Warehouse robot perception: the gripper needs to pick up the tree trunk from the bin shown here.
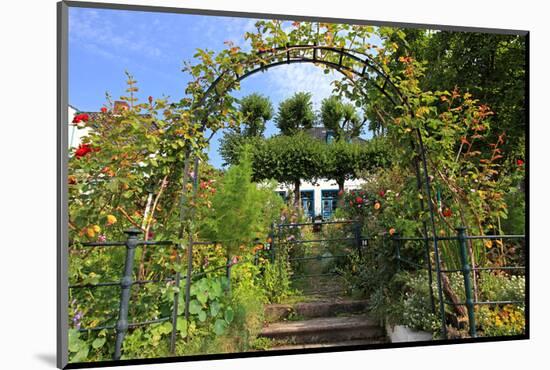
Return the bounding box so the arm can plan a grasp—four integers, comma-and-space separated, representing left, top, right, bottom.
337, 179, 345, 207
293, 179, 301, 208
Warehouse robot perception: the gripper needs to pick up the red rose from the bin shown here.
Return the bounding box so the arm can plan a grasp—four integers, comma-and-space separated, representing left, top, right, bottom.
355, 196, 363, 204
516, 159, 524, 166
72, 113, 89, 124
200, 181, 208, 189
442, 208, 452, 218
379, 190, 385, 197
100, 107, 107, 113
74, 143, 93, 158
148, 96, 153, 104
338, 190, 344, 196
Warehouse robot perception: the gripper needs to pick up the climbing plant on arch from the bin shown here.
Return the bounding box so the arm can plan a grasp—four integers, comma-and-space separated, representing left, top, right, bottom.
175, 20, 510, 338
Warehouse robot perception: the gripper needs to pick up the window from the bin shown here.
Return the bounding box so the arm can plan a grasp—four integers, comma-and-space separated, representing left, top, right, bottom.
326, 131, 336, 144
300, 190, 315, 219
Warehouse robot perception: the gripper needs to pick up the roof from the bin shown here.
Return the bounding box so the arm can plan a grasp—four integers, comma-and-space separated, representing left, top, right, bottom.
304, 127, 366, 144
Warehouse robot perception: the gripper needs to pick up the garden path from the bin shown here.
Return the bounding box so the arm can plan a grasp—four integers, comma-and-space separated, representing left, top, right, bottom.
260, 241, 387, 349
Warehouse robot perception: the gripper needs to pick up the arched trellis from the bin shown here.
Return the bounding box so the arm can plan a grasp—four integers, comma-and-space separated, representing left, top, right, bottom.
179, 43, 449, 338
199, 44, 404, 109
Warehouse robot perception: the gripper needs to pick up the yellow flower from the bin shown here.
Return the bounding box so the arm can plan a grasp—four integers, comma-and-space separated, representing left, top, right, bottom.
106, 214, 117, 226
93, 225, 101, 233
86, 227, 96, 238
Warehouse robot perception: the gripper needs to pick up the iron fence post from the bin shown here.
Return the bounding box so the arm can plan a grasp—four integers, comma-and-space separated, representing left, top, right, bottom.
269, 224, 275, 264
393, 232, 401, 271
354, 221, 362, 257
226, 257, 232, 296
113, 228, 141, 360
183, 237, 193, 340
169, 242, 181, 354
457, 226, 477, 338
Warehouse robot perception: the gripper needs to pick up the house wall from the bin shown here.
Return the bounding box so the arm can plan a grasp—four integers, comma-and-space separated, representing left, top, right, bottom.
68, 105, 91, 148
275, 178, 365, 218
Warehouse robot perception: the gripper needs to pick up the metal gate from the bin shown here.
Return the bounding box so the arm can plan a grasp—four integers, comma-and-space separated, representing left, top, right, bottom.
269, 220, 364, 297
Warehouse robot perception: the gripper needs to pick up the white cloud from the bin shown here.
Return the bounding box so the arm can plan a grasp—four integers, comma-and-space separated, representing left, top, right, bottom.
262, 63, 343, 110
69, 9, 166, 61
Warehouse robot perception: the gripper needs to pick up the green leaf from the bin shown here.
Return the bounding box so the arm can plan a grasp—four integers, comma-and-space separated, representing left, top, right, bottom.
159, 321, 173, 335
92, 337, 106, 349
224, 306, 234, 323
210, 300, 221, 317
214, 319, 227, 335
188, 299, 202, 314
209, 279, 222, 298
177, 317, 188, 335
198, 310, 207, 322
68, 332, 82, 353
72, 345, 89, 362
196, 290, 208, 304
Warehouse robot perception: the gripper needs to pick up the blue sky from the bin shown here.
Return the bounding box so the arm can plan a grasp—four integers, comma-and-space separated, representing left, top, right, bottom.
68, 7, 371, 168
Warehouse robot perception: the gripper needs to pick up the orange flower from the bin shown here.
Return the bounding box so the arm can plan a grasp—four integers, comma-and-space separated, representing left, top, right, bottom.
389, 228, 396, 236
374, 202, 381, 210
106, 215, 117, 226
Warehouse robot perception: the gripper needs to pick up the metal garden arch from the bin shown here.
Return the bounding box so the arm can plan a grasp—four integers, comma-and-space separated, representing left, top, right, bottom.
182, 42, 448, 337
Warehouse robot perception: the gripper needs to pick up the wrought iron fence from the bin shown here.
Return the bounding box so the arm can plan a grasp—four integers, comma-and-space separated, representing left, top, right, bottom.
391, 227, 526, 338
68, 229, 259, 361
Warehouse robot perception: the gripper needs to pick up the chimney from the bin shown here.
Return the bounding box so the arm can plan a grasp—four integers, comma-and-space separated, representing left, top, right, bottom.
113, 101, 130, 113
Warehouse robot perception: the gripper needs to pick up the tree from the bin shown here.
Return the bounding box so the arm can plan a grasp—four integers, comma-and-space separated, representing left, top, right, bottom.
218, 130, 262, 167
320, 96, 366, 141
419, 32, 526, 158
200, 148, 282, 258
251, 133, 325, 206
323, 138, 390, 194
239, 93, 273, 137
219, 93, 273, 166
274, 92, 315, 135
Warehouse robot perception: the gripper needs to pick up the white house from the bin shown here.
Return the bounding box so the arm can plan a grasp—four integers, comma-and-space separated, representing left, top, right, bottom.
274, 127, 367, 220
68, 105, 92, 148
68, 101, 130, 149
275, 178, 364, 220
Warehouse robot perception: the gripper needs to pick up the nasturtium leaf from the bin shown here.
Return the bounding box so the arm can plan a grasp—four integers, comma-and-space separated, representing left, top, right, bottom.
92, 337, 106, 349
198, 310, 207, 322
177, 317, 188, 334
210, 300, 220, 317
72, 346, 89, 362
224, 306, 234, 323
214, 319, 227, 335
159, 321, 173, 335
196, 290, 208, 304
188, 299, 202, 314
209, 279, 222, 298
68, 334, 82, 353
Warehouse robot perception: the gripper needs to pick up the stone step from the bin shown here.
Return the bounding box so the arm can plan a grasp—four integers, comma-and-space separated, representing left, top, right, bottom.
260, 315, 384, 344
266, 338, 388, 351
265, 299, 369, 322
